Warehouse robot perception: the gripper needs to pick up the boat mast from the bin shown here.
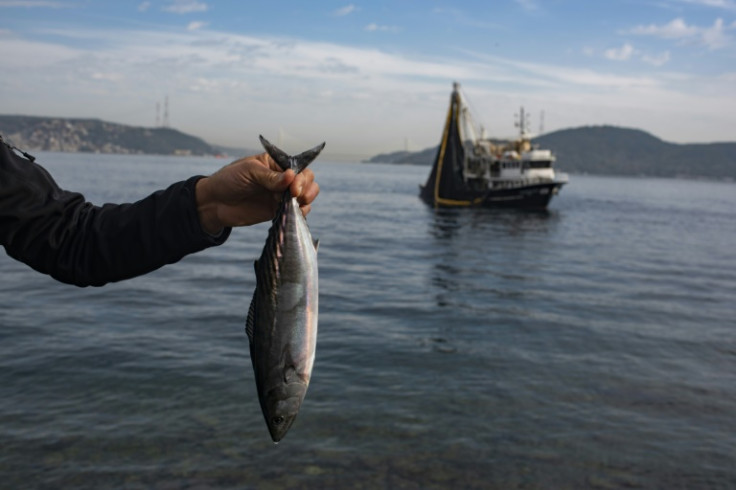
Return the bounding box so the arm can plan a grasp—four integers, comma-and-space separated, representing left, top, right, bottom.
454, 82, 479, 144
515, 106, 531, 140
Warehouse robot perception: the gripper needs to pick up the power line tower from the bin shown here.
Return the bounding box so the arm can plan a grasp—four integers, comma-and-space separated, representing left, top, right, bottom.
155, 102, 161, 127
162, 96, 170, 128
539, 110, 545, 135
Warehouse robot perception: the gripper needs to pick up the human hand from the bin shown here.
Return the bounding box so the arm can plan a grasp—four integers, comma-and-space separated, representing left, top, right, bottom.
195, 153, 320, 235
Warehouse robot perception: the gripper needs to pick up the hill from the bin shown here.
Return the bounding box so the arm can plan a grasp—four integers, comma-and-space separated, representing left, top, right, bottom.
365, 146, 438, 166
0, 115, 218, 156
366, 126, 736, 180
535, 126, 735, 179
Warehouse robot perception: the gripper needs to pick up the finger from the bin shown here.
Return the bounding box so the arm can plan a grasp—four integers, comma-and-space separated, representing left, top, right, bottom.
289, 175, 304, 198
299, 169, 315, 186
290, 169, 315, 198
252, 152, 280, 172
298, 181, 320, 206
256, 152, 279, 171
299, 203, 312, 217
252, 165, 294, 192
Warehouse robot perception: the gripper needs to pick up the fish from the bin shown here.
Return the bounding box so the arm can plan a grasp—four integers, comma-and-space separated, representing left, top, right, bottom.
246, 135, 325, 442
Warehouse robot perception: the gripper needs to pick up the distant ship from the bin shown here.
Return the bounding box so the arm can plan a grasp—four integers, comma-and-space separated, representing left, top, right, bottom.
420, 82, 568, 208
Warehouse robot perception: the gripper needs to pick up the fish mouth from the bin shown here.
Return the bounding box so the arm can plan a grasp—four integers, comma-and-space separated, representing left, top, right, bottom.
263, 385, 307, 442
267, 414, 297, 442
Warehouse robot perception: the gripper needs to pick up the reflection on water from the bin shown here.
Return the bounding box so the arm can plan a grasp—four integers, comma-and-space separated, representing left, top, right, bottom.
427, 206, 561, 312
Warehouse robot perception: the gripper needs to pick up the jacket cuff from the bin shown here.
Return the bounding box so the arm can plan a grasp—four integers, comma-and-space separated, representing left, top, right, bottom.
186, 175, 232, 246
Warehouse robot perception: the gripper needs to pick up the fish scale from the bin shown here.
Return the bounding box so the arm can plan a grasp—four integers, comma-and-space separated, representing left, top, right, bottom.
245, 135, 324, 442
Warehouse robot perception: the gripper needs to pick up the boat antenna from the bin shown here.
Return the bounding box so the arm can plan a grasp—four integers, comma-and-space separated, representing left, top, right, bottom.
539, 110, 545, 135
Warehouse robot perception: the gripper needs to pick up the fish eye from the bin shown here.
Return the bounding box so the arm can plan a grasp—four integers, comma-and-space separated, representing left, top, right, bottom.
272, 416, 285, 426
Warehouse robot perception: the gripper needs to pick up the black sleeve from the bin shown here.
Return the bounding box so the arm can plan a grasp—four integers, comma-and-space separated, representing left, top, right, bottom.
0, 139, 231, 287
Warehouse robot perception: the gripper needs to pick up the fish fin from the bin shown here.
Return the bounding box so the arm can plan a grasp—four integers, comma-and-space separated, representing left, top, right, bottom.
259, 135, 325, 174
245, 288, 257, 343
293, 142, 326, 173
259, 135, 291, 171
313, 238, 319, 252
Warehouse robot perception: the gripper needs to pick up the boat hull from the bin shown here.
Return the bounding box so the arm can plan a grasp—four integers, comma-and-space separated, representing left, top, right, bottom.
420, 181, 566, 209
482, 181, 565, 208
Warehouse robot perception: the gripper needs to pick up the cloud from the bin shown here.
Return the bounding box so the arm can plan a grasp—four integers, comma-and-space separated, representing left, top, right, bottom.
162, 0, 208, 14
514, 0, 539, 11
431, 7, 504, 30
588, 43, 671, 66
642, 50, 671, 66
138, 2, 150, 12
0, 1, 71, 7
628, 17, 732, 49
187, 21, 208, 31
701, 18, 729, 48
464, 50, 659, 90
605, 43, 636, 61
0, 36, 79, 66
333, 4, 357, 16
675, 0, 736, 10
629, 18, 699, 38
364, 23, 398, 32
91, 72, 122, 82
1, 24, 733, 153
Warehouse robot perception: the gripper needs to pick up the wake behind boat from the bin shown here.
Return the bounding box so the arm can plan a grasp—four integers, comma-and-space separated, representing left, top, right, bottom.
420, 82, 568, 208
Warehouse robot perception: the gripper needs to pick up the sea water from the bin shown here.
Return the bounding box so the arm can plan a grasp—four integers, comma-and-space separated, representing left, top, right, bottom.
1, 153, 734, 488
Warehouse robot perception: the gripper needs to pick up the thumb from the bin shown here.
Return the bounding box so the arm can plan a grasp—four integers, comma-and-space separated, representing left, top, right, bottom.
251, 165, 292, 192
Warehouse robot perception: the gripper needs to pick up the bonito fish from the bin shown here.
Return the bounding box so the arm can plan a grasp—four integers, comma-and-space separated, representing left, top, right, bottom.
246, 135, 324, 442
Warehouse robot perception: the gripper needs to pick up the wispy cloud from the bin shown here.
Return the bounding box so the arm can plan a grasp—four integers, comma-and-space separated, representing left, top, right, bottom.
701, 18, 730, 48
514, 0, 539, 11
629, 18, 699, 38
464, 50, 659, 90
138, 2, 150, 12
605, 43, 636, 61
333, 4, 357, 16
642, 50, 671, 66
0, 1, 71, 7
0, 36, 79, 67
162, 0, 208, 14
589, 43, 671, 66
431, 7, 505, 30
364, 23, 398, 32
187, 21, 208, 31
1, 23, 732, 152
675, 0, 736, 10
628, 17, 732, 49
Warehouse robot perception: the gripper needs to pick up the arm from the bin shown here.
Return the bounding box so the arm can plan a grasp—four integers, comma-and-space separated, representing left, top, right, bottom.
0, 141, 230, 286
0, 142, 319, 287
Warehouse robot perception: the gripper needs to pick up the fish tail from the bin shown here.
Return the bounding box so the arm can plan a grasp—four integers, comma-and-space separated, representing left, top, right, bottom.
259, 135, 325, 174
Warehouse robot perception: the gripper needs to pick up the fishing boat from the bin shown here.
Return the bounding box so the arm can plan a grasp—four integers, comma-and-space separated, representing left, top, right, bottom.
420, 82, 568, 208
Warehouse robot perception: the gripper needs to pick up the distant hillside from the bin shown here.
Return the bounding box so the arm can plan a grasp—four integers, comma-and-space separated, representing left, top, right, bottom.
365, 146, 438, 165
366, 126, 736, 180
535, 126, 735, 179
0, 115, 218, 156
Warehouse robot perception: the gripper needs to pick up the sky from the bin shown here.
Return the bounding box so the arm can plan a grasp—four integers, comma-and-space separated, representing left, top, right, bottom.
0, 0, 735, 159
